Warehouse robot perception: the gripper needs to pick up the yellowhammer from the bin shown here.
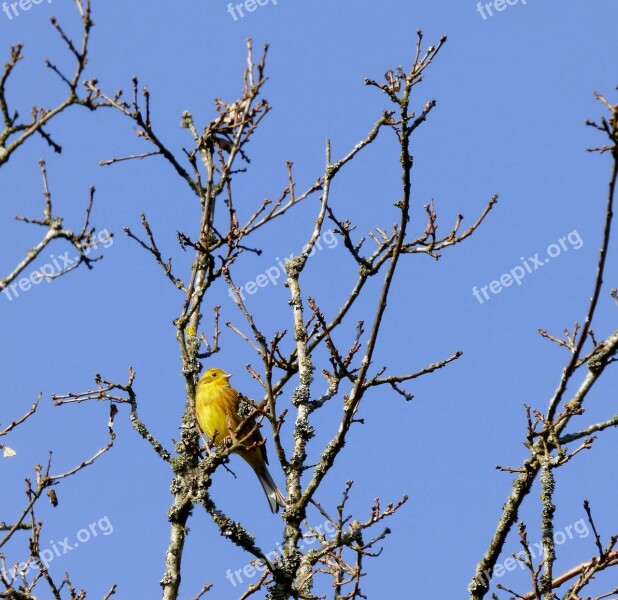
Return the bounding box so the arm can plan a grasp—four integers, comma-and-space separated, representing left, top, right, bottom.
195, 367, 286, 513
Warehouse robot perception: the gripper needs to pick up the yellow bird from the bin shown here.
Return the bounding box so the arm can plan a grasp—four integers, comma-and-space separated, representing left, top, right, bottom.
195, 367, 286, 513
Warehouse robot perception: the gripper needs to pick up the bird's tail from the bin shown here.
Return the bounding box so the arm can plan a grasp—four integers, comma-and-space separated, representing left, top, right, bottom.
256, 465, 286, 514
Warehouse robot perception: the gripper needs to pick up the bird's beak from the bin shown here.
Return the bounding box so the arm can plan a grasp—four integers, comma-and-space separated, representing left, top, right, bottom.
222, 372, 232, 379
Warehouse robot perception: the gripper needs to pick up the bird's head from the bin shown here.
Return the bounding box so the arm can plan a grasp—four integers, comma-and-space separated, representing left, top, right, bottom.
198, 367, 232, 388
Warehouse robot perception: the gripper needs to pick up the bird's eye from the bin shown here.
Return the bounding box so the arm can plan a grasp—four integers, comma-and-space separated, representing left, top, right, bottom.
211, 372, 217, 378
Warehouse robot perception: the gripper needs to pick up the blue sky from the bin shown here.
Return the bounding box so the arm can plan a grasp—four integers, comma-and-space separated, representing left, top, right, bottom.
1, 0, 617, 598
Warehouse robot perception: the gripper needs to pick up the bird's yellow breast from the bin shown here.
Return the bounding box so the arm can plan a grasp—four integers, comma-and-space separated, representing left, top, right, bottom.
195, 382, 240, 443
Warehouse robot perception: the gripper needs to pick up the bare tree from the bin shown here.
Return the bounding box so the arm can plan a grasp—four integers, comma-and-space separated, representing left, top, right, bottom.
2, 3, 616, 598
468, 92, 618, 600
0, 0, 112, 301
56, 32, 499, 600
0, 399, 117, 599
1, 2, 115, 599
